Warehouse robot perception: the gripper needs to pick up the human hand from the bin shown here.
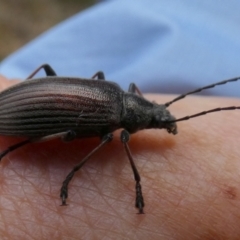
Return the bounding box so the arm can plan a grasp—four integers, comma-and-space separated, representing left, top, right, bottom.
0, 75, 240, 239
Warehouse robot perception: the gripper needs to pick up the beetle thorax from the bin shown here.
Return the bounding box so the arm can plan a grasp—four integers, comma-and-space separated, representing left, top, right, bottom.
121, 93, 177, 134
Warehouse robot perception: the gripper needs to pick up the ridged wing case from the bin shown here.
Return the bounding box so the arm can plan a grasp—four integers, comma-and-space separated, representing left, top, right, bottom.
0, 77, 124, 137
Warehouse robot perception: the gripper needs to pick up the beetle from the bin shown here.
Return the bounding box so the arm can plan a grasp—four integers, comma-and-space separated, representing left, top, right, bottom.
0, 63, 239, 214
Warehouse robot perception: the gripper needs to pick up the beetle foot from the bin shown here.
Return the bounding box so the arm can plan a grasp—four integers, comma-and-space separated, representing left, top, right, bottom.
136, 203, 144, 214
137, 208, 144, 214
60, 186, 68, 206
136, 182, 145, 214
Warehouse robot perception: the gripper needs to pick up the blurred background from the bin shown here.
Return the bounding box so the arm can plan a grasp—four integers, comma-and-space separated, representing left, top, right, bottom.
0, 0, 95, 60
1, 0, 239, 97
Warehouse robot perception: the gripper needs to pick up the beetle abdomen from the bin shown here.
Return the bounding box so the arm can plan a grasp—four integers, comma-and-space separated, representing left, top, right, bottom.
0, 77, 123, 137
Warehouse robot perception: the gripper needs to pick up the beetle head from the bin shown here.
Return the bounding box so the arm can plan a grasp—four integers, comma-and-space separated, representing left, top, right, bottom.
150, 105, 177, 135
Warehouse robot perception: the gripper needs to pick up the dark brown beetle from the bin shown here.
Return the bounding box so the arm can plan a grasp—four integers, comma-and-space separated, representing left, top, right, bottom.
0, 64, 239, 213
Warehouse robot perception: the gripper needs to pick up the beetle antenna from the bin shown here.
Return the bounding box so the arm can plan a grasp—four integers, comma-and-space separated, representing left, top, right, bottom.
165, 76, 240, 107
167, 106, 240, 123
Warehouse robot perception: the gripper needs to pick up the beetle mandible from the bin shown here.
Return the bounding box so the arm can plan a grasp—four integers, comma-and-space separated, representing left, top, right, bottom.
0, 64, 239, 214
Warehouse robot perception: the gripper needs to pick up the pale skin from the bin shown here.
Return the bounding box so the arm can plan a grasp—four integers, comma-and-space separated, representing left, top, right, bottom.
0, 75, 240, 240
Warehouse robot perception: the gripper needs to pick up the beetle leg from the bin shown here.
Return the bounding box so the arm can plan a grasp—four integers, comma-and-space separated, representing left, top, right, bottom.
91, 71, 105, 80
26, 64, 57, 79
60, 133, 113, 206
61, 130, 77, 142
128, 83, 143, 96
0, 131, 77, 161
121, 129, 144, 214
0, 139, 32, 160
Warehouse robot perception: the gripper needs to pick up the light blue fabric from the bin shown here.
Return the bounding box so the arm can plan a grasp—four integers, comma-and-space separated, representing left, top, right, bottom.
0, 0, 240, 97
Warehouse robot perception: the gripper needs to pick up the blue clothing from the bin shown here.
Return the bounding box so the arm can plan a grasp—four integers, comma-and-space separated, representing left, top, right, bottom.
0, 0, 240, 97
